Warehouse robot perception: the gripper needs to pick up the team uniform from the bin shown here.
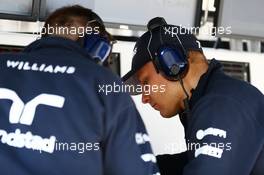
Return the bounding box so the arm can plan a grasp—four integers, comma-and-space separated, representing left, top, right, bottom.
121, 17, 264, 175
158, 59, 264, 175
0, 36, 159, 175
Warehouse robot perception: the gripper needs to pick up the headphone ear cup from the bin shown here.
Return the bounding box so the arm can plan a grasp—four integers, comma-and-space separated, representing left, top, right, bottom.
170, 64, 181, 76
83, 34, 111, 63
157, 46, 188, 80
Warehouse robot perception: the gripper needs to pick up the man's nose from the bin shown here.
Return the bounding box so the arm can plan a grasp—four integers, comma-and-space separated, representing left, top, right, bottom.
142, 93, 150, 104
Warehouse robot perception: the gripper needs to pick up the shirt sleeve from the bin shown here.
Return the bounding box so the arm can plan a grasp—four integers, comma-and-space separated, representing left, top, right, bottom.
182, 95, 262, 175
103, 103, 160, 175
157, 152, 188, 175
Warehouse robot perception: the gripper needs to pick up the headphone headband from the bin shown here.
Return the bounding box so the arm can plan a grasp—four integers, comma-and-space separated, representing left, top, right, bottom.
147, 17, 167, 30
146, 17, 189, 80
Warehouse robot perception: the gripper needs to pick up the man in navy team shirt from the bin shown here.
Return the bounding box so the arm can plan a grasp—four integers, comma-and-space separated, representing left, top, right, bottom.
0, 5, 159, 175
123, 17, 264, 175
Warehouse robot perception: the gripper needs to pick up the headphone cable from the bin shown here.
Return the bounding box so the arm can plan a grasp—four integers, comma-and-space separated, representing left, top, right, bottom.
179, 77, 190, 116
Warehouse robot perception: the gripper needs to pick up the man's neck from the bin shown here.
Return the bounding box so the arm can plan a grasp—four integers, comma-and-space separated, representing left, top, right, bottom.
180, 61, 209, 110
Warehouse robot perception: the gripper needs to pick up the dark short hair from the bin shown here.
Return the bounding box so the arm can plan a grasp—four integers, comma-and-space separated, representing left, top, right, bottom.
42, 5, 113, 41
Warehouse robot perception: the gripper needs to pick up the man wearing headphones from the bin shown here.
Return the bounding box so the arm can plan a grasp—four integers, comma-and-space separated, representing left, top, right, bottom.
0, 6, 159, 175
123, 17, 264, 175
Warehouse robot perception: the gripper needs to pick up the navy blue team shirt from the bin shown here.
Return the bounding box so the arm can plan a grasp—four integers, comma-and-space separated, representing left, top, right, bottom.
0, 37, 159, 175
158, 59, 264, 175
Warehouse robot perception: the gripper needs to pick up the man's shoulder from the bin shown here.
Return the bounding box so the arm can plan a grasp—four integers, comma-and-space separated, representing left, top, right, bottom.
0, 50, 118, 80
193, 89, 264, 130
206, 70, 263, 106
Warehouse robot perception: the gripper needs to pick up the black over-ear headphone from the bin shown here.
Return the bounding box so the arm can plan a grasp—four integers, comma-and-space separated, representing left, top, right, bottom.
147, 17, 189, 80
82, 12, 112, 63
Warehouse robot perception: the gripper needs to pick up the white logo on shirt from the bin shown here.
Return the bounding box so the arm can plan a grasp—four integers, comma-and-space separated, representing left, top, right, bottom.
194, 127, 227, 159
135, 132, 156, 164
6, 60, 75, 74
196, 127, 226, 140
0, 88, 65, 125
0, 88, 65, 153
135, 133, 150, 145
195, 145, 223, 159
